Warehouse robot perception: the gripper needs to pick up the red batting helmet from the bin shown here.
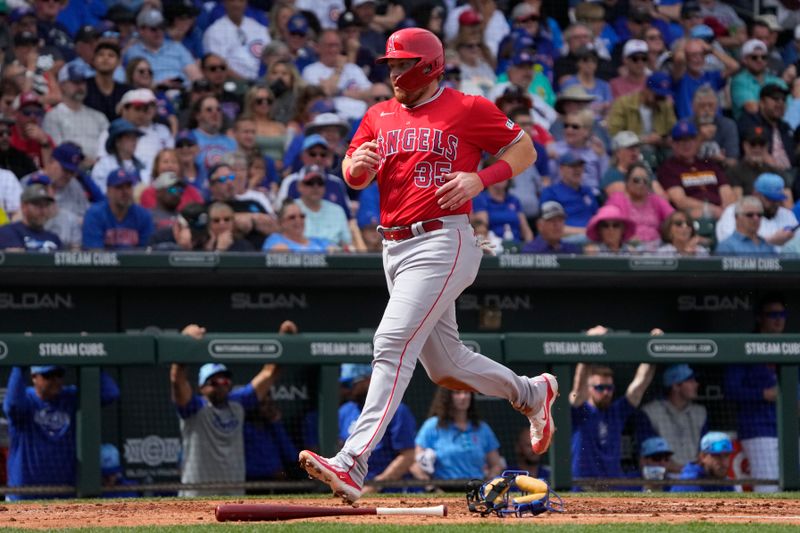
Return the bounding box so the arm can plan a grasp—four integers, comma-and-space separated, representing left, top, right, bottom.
376, 28, 444, 92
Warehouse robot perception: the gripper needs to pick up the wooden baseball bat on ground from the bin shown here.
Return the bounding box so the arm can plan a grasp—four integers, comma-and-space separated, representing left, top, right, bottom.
215, 503, 448, 521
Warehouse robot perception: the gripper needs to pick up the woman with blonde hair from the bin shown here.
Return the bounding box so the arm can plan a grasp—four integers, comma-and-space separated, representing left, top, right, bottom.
265, 59, 304, 124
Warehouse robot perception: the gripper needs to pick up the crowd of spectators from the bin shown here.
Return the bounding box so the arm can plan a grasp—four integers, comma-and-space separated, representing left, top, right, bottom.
0, 0, 798, 254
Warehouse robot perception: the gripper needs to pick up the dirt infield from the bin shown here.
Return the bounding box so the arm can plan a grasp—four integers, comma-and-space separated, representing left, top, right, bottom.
1, 495, 800, 528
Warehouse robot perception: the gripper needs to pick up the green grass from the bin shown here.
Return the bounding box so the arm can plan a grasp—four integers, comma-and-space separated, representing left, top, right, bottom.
5, 522, 796, 531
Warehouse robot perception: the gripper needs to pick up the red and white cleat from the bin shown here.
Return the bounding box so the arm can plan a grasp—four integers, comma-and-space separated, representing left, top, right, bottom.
529, 373, 558, 455
299, 450, 363, 504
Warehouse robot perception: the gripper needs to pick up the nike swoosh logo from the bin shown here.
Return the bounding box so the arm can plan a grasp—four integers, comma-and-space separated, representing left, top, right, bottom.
380, 111, 395, 117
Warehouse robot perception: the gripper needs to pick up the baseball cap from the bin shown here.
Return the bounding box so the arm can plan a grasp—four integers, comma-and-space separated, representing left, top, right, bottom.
756, 14, 781, 32
15, 91, 42, 110
302, 164, 326, 182
175, 129, 198, 146
9, 7, 34, 23
612, 131, 641, 150
339, 363, 372, 385
106, 168, 140, 188
511, 2, 537, 21
671, 119, 698, 140
287, 13, 309, 35
152, 171, 182, 190
629, 5, 651, 23
558, 152, 585, 166
180, 203, 209, 232
13, 30, 38, 47
302, 133, 329, 152
512, 33, 536, 55
754, 173, 788, 202
100, 443, 122, 476
198, 363, 232, 386
743, 125, 768, 144
742, 38, 767, 58
458, 9, 482, 26
351, 0, 375, 7
640, 436, 673, 458
337, 10, 361, 29
30, 365, 64, 375
760, 83, 789, 100
118, 88, 157, 111
540, 201, 566, 220
21, 184, 55, 204
306, 113, 350, 137
662, 364, 695, 387
573, 45, 599, 61
105, 4, 136, 24
309, 99, 337, 115
690, 24, 715, 42
700, 432, 733, 455
75, 25, 100, 42
646, 72, 672, 98
681, 3, 701, 19
510, 51, 535, 67
52, 142, 85, 173
163, 0, 200, 19
137, 8, 165, 28
623, 39, 648, 58
58, 63, 87, 84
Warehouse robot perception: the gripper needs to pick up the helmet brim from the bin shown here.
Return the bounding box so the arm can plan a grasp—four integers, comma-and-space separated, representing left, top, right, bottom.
376, 51, 421, 64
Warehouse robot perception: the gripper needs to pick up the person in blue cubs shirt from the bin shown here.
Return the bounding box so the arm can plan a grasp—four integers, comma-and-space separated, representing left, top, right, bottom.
414, 387, 505, 480
569, 326, 656, 484
0, 185, 62, 252
82, 168, 154, 249
671, 432, 735, 492
338, 364, 416, 491
4, 365, 120, 500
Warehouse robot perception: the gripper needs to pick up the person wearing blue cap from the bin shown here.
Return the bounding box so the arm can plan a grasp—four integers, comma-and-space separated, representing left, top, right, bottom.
81, 168, 154, 249
723, 294, 786, 492
337, 364, 417, 491
3, 365, 119, 500
715, 196, 777, 255
540, 151, 599, 240
717, 172, 797, 251
639, 364, 707, 469
42, 63, 109, 162
638, 436, 674, 491
671, 432, 735, 492
100, 443, 139, 498
670, 37, 738, 120
608, 72, 676, 160
656, 118, 734, 222
170, 324, 281, 496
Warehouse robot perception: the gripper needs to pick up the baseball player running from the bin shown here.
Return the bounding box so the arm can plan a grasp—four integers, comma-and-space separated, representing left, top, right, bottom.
299, 28, 558, 503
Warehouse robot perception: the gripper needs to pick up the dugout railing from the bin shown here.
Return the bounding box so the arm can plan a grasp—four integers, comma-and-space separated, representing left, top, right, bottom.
0, 332, 797, 496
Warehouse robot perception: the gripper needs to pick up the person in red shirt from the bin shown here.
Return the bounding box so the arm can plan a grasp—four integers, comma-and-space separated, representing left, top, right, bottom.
10, 92, 54, 168
298, 28, 558, 504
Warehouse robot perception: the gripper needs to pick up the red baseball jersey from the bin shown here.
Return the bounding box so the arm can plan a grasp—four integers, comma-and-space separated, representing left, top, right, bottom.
347, 87, 523, 227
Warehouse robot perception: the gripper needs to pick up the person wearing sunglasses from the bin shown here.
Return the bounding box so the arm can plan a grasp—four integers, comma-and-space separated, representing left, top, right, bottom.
125, 57, 179, 136
191, 95, 237, 171
731, 39, 785, 121
10, 91, 54, 169
295, 165, 353, 250
262, 198, 332, 252
637, 436, 676, 491
715, 195, 777, 255
671, 432, 735, 493
570, 326, 657, 484
584, 203, 638, 255
723, 294, 788, 492
610, 40, 649, 99
548, 108, 608, 193
605, 161, 674, 249
4, 364, 119, 500
170, 327, 280, 496
656, 209, 708, 256
639, 365, 706, 473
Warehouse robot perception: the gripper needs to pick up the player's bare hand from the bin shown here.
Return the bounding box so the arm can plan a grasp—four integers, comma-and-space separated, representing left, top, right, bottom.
181, 324, 206, 339
350, 140, 380, 177
435, 171, 483, 210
